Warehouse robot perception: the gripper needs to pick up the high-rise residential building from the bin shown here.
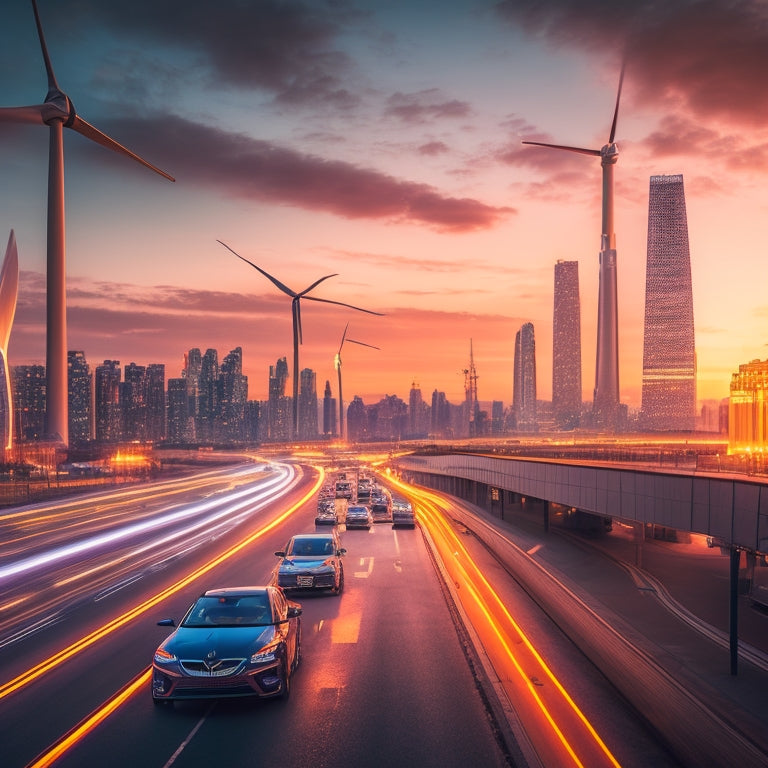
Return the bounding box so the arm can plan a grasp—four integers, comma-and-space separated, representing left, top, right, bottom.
68, 351, 92, 444
184, 348, 202, 441
431, 389, 450, 438
218, 347, 247, 443
322, 380, 336, 437
197, 349, 219, 442
729, 359, 768, 451
12, 365, 46, 441
95, 360, 121, 443
346, 395, 368, 442
513, 322, 538, 432
408, 382, 428, 438
640, 174, 696, 431
122, 363, 147, 441
552, 260, 582, 430
268, 357, 291, 442
166, 378, 189, 444
146, 364, 166, 443
297, 367, 318, 441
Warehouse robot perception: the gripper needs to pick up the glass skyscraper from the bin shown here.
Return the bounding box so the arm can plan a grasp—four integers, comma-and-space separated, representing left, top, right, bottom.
552, 260, 582, 430
640, 174, 696, 431
513, 322, 537, 432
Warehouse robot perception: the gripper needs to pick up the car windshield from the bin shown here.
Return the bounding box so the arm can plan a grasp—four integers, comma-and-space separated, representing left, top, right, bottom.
183, 595, 272, 627
287, 537, 334, 556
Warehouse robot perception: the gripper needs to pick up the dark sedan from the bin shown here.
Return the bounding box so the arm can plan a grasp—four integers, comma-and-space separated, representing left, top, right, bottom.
152, 586, 302, 704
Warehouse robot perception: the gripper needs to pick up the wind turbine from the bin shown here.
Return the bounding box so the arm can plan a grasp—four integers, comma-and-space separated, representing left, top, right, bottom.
523, 65, 625, 430
0, 0, 175, 447
0, 231, 19, 451
335, 323, 379, 441
218, 240, 383, 438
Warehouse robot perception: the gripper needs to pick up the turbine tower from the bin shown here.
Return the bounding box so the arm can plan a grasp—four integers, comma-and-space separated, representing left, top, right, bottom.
0, 231, 19, 451
335, 323, 379, 441
523, 65, 625, 430
0, 0, 175, 447
218, 241, 383, 437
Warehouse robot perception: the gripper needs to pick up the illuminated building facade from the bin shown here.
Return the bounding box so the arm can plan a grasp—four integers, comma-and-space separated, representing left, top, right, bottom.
640, 174, 696, 431
95, 360, 121, 443
552, 260, 582, 430
12, 365, 46, 441
729, 359, 768, 452
68, 351, 92, 444
513, 322, 537, 432
297, 367, 318, 441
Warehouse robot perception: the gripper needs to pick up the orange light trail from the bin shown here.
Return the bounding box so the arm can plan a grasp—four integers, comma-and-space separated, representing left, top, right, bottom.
0, 463, 324, 703
25, 669, 153, 768
389, 476, 622, 768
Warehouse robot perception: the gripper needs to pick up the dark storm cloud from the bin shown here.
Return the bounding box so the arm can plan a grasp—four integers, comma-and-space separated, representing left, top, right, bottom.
495, 0, 768, 125
93, 114, 514, 231
53, 0, 364, 108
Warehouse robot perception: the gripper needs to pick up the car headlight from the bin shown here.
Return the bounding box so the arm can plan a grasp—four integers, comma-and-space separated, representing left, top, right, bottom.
154, 647, 176, 664
251, 641, 281, 664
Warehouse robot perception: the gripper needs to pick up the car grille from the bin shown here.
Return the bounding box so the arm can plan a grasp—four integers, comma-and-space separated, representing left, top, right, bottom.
180, 659, 245, 676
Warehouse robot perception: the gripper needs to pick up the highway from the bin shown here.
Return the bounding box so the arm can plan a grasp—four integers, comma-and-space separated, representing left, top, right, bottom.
4, 456, 762, 767
1, 459, 513, 768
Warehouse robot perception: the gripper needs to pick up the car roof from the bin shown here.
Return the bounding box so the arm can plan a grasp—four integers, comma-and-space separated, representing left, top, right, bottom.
202, 586, 271, 598
290, 532, 335, 540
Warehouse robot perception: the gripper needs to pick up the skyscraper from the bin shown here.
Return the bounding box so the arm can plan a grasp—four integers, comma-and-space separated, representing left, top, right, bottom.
322, 380, 336, 437
12, 365, 46, 441
513, 322, 537, 432
552, 260, 582, 430
95, 360, 121, 443
68, 351, 92, 444
146, 364, 166, 443
197, 349, 219, 442
268, 357, 291, 442
297, 367, 318, 441
640, 174, 696, 431
166, 378, 189, 444
219, 347, 247, 443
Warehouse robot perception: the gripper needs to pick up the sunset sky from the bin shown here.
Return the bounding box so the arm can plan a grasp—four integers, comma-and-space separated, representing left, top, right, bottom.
1, 0, 767, 411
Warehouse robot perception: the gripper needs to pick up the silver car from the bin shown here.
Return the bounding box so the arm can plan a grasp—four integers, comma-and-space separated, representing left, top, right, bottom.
271, 532, 346, 595
152, 586, 302, 704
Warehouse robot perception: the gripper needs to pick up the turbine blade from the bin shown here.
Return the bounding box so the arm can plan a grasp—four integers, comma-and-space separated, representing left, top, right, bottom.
217, 240, 297, 297
347, 339, 380, 350
31, 0, 60, 93
0, 105, 47, 125
0, 230, 19, 351
301, 295, 385, 316
69, 115, 175, 182
297, 274, 339, 297
338, 323, 349, 354
522, 141, 601, 157
608, 62, 626, 144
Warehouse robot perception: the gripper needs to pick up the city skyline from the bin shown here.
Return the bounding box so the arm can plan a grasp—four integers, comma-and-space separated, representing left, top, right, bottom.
1, 2, 767, 409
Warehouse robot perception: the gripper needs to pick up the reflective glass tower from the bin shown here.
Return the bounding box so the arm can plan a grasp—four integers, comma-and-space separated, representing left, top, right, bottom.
552, 260, 582, 430
640, 174, 696, 431
513, 322, 537, 432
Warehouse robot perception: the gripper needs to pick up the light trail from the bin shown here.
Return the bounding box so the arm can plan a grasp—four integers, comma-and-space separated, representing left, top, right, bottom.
25, 669, 153, 768
390, 477, 622, 768
0, 465, 292, 582
0, 463, 324, 703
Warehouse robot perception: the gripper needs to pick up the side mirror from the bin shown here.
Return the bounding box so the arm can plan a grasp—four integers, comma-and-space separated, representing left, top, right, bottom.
287, 606, 303, 618
274, 550, 286, 557
337, 548, 347, 556
157, 618, 175, 627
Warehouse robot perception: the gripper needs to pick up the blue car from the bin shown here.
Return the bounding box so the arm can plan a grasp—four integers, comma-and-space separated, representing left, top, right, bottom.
152, 586, 302, 704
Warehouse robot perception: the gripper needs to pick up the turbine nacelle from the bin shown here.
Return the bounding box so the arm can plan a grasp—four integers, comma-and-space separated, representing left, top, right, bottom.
600, 142, 619, 165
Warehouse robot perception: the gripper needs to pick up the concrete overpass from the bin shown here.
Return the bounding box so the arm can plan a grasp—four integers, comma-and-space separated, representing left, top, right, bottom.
393, 451, 768, 554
